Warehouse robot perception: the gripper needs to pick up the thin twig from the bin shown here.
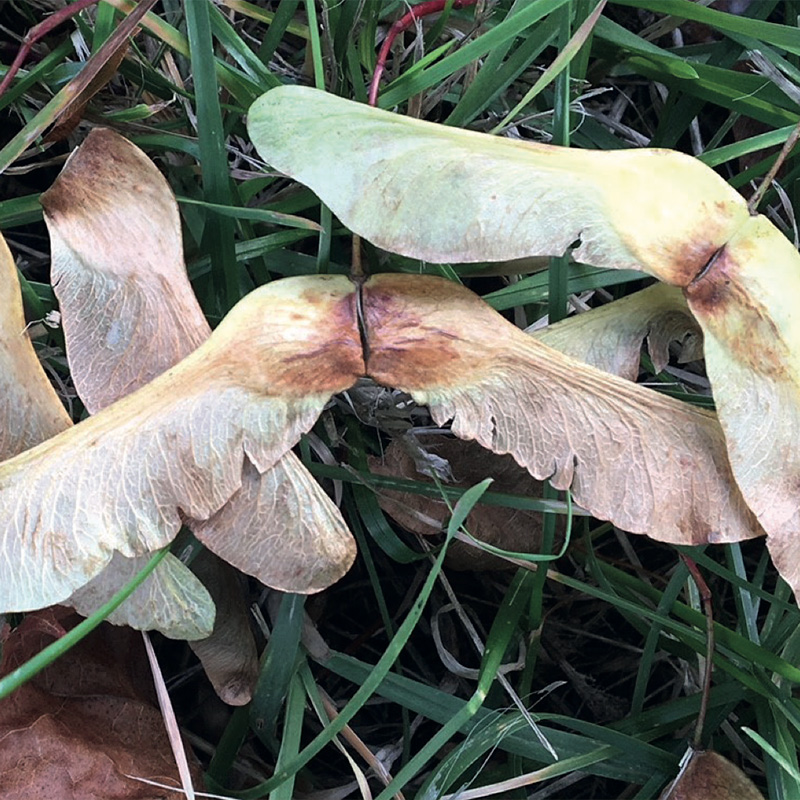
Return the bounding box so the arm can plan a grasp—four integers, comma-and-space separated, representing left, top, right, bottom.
748, 116, 800, 214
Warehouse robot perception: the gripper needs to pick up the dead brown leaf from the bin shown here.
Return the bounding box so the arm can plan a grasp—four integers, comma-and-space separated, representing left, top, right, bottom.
368, 435, 557, 570
658, 749, 764, 800
0, 608, 205, 799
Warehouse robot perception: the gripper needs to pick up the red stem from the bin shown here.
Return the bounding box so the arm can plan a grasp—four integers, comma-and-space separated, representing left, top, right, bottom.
0, 0, 101, 101
368, 0, 478, 107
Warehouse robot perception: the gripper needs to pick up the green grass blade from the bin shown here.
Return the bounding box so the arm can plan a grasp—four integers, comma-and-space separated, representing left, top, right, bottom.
374, 563, 548, 800
0, 548, 170, 700
379, 0, 572, 108
185, 0, 240, 313
257, 0, 304, 65
229, 489, 462, 799
268, 673, 306, 800
176, 196, 321, 230
612, 0, 800, 54
249, 593, 306, 747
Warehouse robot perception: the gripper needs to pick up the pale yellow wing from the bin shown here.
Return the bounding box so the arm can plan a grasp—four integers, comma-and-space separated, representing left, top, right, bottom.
0, 234, 71, 454
0, 275, 362, 612
247, 86, 747, 285
364, 274, 762, 546
68, 552, 215, 641
533, 283, 702, 380
685, 214, 800, 596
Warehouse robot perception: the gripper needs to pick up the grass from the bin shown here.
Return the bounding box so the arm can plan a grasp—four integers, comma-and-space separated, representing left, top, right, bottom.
1, 0, 799, 797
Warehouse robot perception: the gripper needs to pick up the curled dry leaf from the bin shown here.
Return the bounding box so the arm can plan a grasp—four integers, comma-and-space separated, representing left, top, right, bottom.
0, 231, 213, 640
363, 274, 762, 547
0, 607, 206, 800
658, 749, 764, 800
368, 435, 557, 571
532, 283, 703, 380
0, 273, 363, 613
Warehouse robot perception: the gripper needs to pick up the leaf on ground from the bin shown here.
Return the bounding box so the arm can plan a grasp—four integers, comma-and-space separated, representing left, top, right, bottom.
247, 85, 749, 285
368, 434, 557, 570
658, 749, 764, 800
685, 214, 800, 601
363, 274, 763, 547
0, 274, 363, 613
532, 283, 702, 380
0, 607, 205, 799
0, 231, 213, 640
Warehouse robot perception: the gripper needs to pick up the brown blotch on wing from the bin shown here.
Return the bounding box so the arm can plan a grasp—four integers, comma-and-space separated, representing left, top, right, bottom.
208, 277, 365, 397
363, 274, 489, 391
685, 241, 790, 378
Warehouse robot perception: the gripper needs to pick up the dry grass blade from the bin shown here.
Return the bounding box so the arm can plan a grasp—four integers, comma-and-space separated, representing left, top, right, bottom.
142, 631, 196, 800
0, 0, 158, 173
